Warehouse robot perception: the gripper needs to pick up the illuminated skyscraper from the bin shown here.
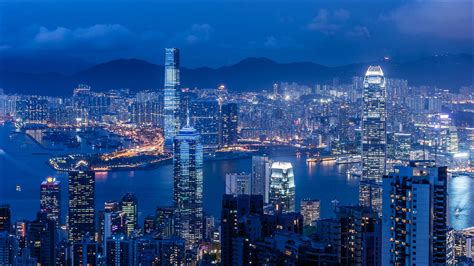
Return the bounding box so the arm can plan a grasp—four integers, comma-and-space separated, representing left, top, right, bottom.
120, 193, 138, 236
173, 119, 203, 249
190, 99, 220, 149
300, 199, 320, 226
381, 162, 453, 265
359, 66, 386, 213
0, 205, 11, 232
225, 172, 251, 195
68, 162, 95, 242
220, 102, 238, 147
251, 155, 271, 203
269, 161, 295, 213
164, 48, 181, 146
40, 177, 61, 226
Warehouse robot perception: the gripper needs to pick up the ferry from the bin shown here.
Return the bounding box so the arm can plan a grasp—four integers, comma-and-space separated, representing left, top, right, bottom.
346, 165, 362, 178
306, 156, 336, 163
336, 155, 361, 164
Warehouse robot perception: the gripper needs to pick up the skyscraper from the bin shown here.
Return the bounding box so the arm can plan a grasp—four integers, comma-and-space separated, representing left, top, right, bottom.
269, 161, 295, 213
381, 161, 453, 265
164, 48, 181, 146
220, 102, 238, 147
156, 206, 175, 238
120, 193, 138, 236
225, 172, 251, 195
0, 205, 11, 232
173, 120, 203, 250
27, 212, 57, 265
40, 177, 61, 226
359, 65, 387, 213
68, 161, 95, 242
220, 194, 264, 266
251, 155, 272, 203
190, 99, 220, 149
300, 199, 320, 226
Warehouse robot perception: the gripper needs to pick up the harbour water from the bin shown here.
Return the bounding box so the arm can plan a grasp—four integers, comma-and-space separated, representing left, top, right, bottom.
0, 125, 472, 230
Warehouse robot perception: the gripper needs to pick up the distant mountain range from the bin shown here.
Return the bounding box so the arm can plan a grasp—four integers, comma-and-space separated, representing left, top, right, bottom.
0, 54, 472, 96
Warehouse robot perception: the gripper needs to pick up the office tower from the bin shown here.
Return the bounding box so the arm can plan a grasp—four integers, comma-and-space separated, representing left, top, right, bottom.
0, 231, 18, 265
120, 193, 138, 236
251, 155, 272, 203
393, 132, 411, 162
225, 172, 251, 195
190, 99, 220, 149
173, 121, 203, 249
381, 162, 453, 265
106, 235, 133, 265
220, 194, 264, 266
269, 161, 296, 213
157, 237, 186, 266
156, 206, 175, 238
164, 48, 181, 146
68, 162, 95, 242
27, 212, 57, 265
72, 238, 99, 265
40, 177, 61, 225
220, 102, 238, 147
99, 201, 120, 251
0, 205, 11, 232
360, 65, 387, 213
143, 216, 156, 235
15, 220, 27, 248
447, 126, 459, 153
300, 199, 320, 226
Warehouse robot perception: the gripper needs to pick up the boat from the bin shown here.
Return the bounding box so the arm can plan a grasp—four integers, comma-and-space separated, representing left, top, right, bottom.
347, 165, 362, 177
336, 155, 361, 164
454, 208, 462, 217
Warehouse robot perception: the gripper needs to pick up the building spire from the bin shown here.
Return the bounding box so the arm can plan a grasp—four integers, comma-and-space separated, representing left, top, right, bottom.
186, 106, 190, 128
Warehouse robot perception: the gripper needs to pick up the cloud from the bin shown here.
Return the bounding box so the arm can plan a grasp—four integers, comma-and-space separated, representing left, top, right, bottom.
32, 24, 135, 50
389, 0, 472, 40
346, 26, 371, 38
306, 9, 370, 38
263, 36, 299, 49
264, 36, 279, 48
306, 9, 352, 35
184, 24, 214, 44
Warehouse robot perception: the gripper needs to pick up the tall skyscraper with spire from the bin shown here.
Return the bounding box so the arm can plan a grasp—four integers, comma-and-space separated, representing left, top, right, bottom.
173, 117, 203, 250
164, 48, 181, 147
359, 65, 387, 213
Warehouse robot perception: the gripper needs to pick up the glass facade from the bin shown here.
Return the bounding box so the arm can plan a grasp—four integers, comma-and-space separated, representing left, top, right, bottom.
164, 48, 181, 146
173, 123, 203, 250
359, 65, 386, 213
269, 161, 295, 213
40, 177, 61, 226
68, 164, 95, 242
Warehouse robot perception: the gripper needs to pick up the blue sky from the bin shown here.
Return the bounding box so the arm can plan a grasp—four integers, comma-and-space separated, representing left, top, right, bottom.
0, 0, 472, 67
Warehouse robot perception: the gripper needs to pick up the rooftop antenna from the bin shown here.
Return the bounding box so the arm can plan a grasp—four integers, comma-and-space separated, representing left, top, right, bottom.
186, 106, 190, 128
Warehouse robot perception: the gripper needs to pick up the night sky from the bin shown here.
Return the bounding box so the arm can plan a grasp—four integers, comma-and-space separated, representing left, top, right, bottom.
0, 0, 472, 68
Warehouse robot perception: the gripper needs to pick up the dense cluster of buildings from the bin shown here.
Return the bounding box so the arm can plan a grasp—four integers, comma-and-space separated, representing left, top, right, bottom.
0, 48, 474, 265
